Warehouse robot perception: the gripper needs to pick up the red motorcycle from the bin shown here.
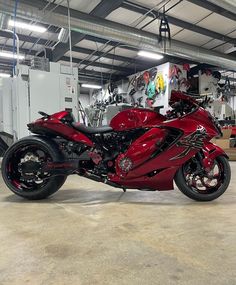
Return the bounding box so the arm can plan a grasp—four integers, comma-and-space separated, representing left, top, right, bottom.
1, 91, 231, 201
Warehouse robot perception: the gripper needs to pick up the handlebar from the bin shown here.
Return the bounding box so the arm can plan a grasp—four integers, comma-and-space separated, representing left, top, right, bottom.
38, 111, 50, 118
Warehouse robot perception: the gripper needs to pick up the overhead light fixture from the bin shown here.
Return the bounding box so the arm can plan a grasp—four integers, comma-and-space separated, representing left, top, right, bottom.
0, 51, 24, 60
8, 19, 47, 33
58, 28, 69, 43
81, 83, 102, 89
138, 50, 164, 60
0, 73, 11, 78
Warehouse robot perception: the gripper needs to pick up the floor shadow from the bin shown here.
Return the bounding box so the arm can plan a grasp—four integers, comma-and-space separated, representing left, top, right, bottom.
2, 187, 226, 207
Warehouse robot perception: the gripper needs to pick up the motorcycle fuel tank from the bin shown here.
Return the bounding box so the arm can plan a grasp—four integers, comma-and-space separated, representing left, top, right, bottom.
110, 108, 166, 131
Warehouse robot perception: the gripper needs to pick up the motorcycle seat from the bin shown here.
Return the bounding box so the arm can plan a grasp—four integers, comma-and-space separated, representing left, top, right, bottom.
72, 123, 113, 134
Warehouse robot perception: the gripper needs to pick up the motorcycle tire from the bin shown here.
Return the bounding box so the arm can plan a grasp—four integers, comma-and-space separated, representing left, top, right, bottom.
175, 155, 231, 201
1, 136, 67, 200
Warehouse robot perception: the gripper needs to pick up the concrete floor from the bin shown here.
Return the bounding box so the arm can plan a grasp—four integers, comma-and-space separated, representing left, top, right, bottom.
0, 164, 236, 285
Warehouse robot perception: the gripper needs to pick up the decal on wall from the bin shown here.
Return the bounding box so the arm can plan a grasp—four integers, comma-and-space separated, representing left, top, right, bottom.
126, 63, 188, 112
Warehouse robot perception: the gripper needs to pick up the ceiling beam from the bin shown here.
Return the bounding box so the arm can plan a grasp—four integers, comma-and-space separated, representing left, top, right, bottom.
61, 56, 134, 74
186, 0, 236, 21
72, 46, 139, 65
0, 30, 56, 47
78, 69, 118, 80
122, 1, 236, 44
52, 0, 125, 62
79, 75, 112, 84
0, 44, 36, 56
77, 37, 197, 66
85, 35, 138, 51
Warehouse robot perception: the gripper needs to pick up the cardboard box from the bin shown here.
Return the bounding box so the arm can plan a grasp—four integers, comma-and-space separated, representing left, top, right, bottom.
213, 139, 230, 149
211, 128, 232, 150
221, 129, 232, 139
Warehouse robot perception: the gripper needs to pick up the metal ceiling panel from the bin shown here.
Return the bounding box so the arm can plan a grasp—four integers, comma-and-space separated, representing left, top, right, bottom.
225, 30, 236, 38
111, 47, 137, 58
64, 51, 124, 69
84, 65, 114, 74
64, 51, 92, 59
128, 0, 180, 11
98, 57, 124, 66
201, 39, 225, 49
172, 30, 212, 46
197, 13, 236, 35
21, 42, 42, 51
167, 1, 211, 24
58, 60, 77, 66
213, 43, 234, 53
106, 7, 150, 26
54, 0, 101, 13
75, 39, 113, 52
76, 41, 137, 59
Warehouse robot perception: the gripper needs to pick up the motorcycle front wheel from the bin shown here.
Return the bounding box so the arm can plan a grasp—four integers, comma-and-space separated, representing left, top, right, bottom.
175, 155, 231, 201
1, 136, 67, 200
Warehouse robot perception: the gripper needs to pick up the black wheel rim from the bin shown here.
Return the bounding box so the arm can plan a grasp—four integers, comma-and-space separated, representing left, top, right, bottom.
183, 158, 225, 195
5, 143, 52, 192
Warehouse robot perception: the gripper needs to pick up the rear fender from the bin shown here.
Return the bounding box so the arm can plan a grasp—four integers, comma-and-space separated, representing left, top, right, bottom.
202, 142, 228, 169
15, 135, 65, 160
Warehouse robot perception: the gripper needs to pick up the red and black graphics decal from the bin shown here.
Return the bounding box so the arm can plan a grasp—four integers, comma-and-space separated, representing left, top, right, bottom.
171, 127, 207, 160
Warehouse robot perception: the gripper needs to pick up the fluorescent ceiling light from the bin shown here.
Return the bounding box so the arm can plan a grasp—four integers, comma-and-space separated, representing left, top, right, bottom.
58, 28, 69, 43
138, 50, 164, 60
81, 84, 102, 89
0, 73, 11, 78
8, 19, 47, 33
0, 51, 24, 60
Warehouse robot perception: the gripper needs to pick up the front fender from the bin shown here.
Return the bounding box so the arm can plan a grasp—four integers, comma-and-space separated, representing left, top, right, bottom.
202, 142, 228, 169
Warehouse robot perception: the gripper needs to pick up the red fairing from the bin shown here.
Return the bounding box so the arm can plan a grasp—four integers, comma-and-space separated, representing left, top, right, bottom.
26, 90, 225, 192
51, 111, 70, 120
115, 128, 167, 177
30, 111, 94, 147
109, 167, 179, 191
110, 108, 166, 131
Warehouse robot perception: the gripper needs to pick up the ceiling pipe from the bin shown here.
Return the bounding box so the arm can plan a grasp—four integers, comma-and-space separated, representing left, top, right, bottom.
1, 0, 236, 71
206, 0, 236, 15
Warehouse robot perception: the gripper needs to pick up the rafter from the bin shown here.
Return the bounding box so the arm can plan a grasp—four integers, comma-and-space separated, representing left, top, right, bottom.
61, 56, 134, 74
52, 0, 125, 62
186, 0, 236, 21
122, 1, 236, 44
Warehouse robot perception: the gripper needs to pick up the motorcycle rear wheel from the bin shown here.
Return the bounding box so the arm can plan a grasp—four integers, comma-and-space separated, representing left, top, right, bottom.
175, 155, 231, 201
1, 136, 67, 200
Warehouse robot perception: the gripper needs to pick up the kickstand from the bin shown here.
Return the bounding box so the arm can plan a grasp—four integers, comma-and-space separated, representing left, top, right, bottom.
122, 188, 126, 192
